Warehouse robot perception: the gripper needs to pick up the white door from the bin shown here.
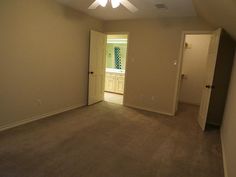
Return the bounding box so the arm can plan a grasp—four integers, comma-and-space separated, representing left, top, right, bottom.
198, 29, 222, 130
88, 30, 106, 105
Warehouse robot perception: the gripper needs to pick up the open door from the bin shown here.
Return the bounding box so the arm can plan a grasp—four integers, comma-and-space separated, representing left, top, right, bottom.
198, 29, 222, 130
88, 30, 106, 105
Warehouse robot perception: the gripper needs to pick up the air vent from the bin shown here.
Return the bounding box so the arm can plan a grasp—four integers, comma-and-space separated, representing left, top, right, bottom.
155, 3, 168, 10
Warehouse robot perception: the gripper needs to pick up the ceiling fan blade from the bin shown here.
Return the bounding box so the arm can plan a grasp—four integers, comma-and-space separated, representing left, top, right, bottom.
88, 0, 100, 9
120, 0, 138, 13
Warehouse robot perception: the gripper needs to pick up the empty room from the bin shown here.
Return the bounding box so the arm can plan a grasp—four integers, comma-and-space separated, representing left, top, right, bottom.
1, 0, 236, 177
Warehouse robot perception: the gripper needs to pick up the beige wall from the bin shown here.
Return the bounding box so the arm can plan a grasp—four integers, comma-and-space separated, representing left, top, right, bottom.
0, 0, 103, 129
105, 18, 213, 114
221, 50, 236, 177
180, 34, 211, 105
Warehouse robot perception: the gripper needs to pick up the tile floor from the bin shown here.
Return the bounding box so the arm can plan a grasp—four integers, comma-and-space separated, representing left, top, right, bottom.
104, 92, 123, 105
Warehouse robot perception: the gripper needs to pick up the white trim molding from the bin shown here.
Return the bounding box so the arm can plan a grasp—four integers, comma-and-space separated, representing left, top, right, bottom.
124, 103, 174, 116
0, 104, 85, 132
221, 133, 229, 177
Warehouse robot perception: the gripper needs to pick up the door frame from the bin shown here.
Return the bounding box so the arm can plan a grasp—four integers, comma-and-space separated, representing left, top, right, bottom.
105, 32, 130, 105
172, 30, 213, 115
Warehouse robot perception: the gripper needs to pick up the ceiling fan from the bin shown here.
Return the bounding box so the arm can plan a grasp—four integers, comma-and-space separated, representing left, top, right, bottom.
88, 0, 138, 13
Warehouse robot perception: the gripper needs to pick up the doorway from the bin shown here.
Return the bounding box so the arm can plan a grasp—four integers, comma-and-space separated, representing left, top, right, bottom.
104, 34, 128, 105
174, 29, 235, 130
179, 34, 212, 107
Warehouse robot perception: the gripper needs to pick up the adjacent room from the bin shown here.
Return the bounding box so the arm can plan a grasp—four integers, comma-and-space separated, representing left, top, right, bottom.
1, 0, 236, 177
104, 34, 128, 105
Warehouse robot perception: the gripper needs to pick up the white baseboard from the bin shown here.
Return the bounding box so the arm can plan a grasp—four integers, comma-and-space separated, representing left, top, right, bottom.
0, 103, 85, 132
221, 133, 229, 177
179, 101, 200, 106
124, 103, 174, 116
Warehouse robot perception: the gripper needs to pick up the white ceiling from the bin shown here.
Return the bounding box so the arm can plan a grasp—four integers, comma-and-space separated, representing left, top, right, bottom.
57, 0, 197, 20
193, 0, 236, 39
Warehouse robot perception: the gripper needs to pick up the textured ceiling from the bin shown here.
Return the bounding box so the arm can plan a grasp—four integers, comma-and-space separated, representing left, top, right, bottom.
57, 0, 197, 20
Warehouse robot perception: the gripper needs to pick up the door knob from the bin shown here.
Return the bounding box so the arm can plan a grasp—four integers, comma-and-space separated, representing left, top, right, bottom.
206, 85, 215, 89
89, 72, 94, 74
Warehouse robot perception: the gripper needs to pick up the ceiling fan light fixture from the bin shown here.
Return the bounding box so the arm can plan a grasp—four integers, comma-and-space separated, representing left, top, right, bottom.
98, 0, 108, 7
111, 0, 121, 8
88, 0, 138, 13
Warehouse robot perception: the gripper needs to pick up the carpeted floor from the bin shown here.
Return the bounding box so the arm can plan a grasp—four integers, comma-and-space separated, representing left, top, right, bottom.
0, 102, 224, 177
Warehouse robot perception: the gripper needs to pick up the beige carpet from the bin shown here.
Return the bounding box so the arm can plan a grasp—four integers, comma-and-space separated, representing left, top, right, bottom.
0, 102, 224, 177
